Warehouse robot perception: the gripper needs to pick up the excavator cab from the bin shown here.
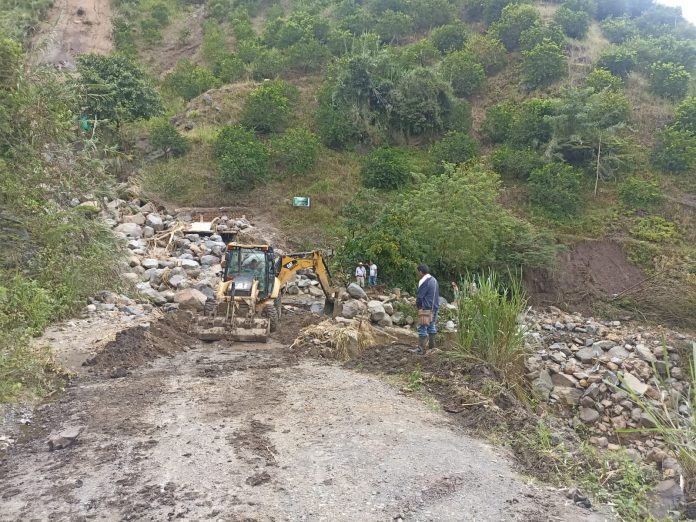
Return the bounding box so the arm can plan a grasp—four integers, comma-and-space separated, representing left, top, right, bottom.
222, 246, 276, 298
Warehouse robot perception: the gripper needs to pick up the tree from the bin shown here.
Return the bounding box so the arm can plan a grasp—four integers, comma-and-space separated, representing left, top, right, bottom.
596, 45, 637, 79
212, 53, 246, 83
586, 68, 623, 92
213, 125, 270, 191
409, 0, 456, 31
493, 4, 541, 51
286, 40, 331, 74
439, 51, 486, 97
269, 127, 321, 175
241, 80, 294, 134
250, 48, 287, 80
528, 162, 583, 217
509, 98, 554, 147
651, 128, 696, 174
430, 23, 469, 54
490, 145, 544, 179
464, 33, 507, 75
429, 131, 479, 171
149, 119, 190, 158
163, 59, 220, 101
522, 41, 568, 89
648, 62, 691, 101
596, 0, 627, 20
76, 53, 163, 125
600, 16, 638, 43
519, 21, 565, 51
375, 10, 414, 43
618, 177, 663, 208
553, 6, 591, 39
481, 102, 516, 143
393, 68, 453, 138
361, 147, 410, 190
673, 97, 696, 134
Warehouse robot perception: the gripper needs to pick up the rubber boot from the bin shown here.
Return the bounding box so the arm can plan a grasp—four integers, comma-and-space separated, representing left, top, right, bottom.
428, 333, 436, 350
411, 336, 428, 354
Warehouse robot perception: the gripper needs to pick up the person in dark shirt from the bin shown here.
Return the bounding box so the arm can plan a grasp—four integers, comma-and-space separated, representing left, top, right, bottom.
413, 264, 439, 354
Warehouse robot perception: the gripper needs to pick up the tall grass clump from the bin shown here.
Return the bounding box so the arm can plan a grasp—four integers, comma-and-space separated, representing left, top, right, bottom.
451, 272, 529, 386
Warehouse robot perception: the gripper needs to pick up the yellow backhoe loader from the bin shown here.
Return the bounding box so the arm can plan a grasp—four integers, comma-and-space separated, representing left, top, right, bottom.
192, 243, 336, 342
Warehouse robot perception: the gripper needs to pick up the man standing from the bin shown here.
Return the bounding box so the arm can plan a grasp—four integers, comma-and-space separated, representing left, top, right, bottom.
355, 262, 366, 288
413, 264, 439, 355
368, 261, 378, 287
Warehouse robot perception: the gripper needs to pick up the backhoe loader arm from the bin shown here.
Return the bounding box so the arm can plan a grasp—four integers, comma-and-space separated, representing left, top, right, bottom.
277, 251, 336, 304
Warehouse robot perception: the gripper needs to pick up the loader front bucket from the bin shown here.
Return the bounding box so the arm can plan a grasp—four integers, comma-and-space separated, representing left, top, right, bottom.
192, 311, 270, 343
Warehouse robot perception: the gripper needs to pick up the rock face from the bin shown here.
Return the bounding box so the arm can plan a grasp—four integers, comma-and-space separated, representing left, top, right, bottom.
174, 288, 208, 311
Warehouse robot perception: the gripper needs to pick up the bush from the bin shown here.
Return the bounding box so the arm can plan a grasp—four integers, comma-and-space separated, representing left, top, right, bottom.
163, 59, 220, 101
0, 38, 22, 89
213, 125, 270, 191
493, 3, 541, 51
648, 62, 691, 101
452, 271, 528, 386
212, 53, 246, 83
519, 21, 565, 51
393, 68, 453, 137
250, 48, 287, 80
596, 45, 637, 79
430, 22, 469, 54
241, 80, 294, 134
528, 162, 583, 217
316, 99, 363, 149
286, 40, 331, 74
553, 6, 591, 39
481, 102, 516, 143
490, 145, 544, 180
0, 275, 54, 336
269, 127, 321, 175
673, 97, 696, 134
522, 41, 568, 89
464, 33, 507, 75
375, 10, 414, 43
600, 16, 638, 43
361, 147, 410, 190
509, 98, 554, 147
651, 128, 696, 174
429, 131, 479, 171
444, 99, 473, 132
586, 67, 623, 92
618, 177, 663, 209
631, 216, 677, 243
149, 119, 190, 157
440, 51, 486, 97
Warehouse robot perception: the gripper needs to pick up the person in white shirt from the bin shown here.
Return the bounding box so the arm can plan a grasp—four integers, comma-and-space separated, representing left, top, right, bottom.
368, 261, 377, 287
355, 262, 366, 288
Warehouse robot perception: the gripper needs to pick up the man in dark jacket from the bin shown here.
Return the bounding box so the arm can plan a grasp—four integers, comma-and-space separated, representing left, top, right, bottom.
413, 264, 439, 354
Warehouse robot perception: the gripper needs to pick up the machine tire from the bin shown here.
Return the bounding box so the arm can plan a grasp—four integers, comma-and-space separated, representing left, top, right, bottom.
264, 304, 280, 332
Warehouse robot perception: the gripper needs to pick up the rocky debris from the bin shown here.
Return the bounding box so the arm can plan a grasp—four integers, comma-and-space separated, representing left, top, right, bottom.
48, 426, 84, 451
347, 283, 367, 300
174, 288, 207, 311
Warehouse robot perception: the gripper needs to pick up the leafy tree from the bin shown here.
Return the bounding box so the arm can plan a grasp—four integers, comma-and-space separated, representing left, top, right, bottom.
440, 51, 486, 97
444, 99, 473, 132
430, 23, 469, 54
553, 6, 591, 39
212, 53, 246, 83
596, 45, 637, 79
0, 38, 21, 90
618, 176, 663, 208
375, 10, 414, 43
651, 128, 696, 174
673, 97, 696, 134
519, 21, 565, 51
482, 0, 521, 25
250, 48, 287, 80
509, 98, 554, 147
481, 102, 516, 143
241, 80, 295, 134
409, 0, 456, 31
286, 40, 331, 74
361, 147, 410, 190
429, 131, 479, 171
562, 0, 597, 15
464, 33, 507, 75
490, 145, 544, 179
149, 119, 190, 158
399, 41, 440, 68
213, 125, 270, 191
163, 59, 220, 101
201, 21, 228, 66
76, 53, 163, 125
586, 67, 623, 92
596, 0, 627, 20
600, 16, 638, 43
528, 162, 583, 217
393, 68, 453, 138
269, 127, 321, 175
648, 62, 691, 101
522, 41, 568, 89
493, 4, 541, 51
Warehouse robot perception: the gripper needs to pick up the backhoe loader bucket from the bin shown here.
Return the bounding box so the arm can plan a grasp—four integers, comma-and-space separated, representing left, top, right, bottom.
323, 298, 335, 317
192, 301, 270, 343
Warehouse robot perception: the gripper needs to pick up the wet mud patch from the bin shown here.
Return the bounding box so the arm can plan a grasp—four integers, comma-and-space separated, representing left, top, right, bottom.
83, 312, 197, 375
229, 420, 278, 467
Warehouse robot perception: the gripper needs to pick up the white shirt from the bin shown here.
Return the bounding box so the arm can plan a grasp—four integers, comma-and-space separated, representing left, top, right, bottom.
369, 264, 377, 277
418, 273, 432, 287
355, 266, 366, 277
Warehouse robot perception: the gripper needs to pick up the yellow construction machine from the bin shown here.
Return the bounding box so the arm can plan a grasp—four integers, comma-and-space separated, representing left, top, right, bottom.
193, 243, 336, 342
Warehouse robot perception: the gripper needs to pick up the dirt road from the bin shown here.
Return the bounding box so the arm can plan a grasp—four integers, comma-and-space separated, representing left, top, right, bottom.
32, 0, 112, 69
0, 313, 607, 521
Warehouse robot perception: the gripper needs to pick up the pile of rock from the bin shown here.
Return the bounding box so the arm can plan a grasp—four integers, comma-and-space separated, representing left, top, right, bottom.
524, 307, 693, 459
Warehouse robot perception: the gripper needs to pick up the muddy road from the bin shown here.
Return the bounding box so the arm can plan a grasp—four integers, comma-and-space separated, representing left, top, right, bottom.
1, 311, 605, 521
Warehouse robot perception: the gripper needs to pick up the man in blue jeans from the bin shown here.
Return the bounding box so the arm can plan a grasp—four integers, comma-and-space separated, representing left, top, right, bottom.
413, 264, 439, 355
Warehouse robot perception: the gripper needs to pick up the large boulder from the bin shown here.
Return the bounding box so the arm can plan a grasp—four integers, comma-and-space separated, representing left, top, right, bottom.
145, 213, 164, 231
341, 299, 367, 319
347, 283, 367, 300
137, 285, 166, 305
141, 258, 159, 270
367, 300, 386, 322
200, 254, 220, 266
114, 223, 143, 238
174, 288, 208, 311
122, 213, 146, 225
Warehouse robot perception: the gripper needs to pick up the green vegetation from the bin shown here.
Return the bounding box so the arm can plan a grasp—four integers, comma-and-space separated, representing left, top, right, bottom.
241, 80, 297, 134
213, 125, 270, 191
528, 163, 583, 218
149, 118, 191, 157
360, 147, 411, 190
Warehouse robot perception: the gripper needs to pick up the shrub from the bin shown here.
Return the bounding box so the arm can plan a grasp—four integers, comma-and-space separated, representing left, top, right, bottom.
149, 119, 190, 157
651, 128, 696, 174
522, 41, 568, 89
0, 38, 22, 89
0, 275, 54, 336
440, 51, 486, 97
600, 15, 638, 43
618, 177, 663, 209
361, 147, 410, 190
596, 45, 637, 79
481, 102, 516, 143
140, 19, 163, 44
429, 131, 479, 171
409, 0, 456, 31
269, 127, 321, 175
493, 3, 541, 51
509, 98, 554, 147
163, 59, 220, 101
241, 80, 294, 134
430, 22, 469, 54
316, 101, 362, 149
562, 0, 597, 15
673, 97, 696, 134
212, 53, 246, 83
631, 216, 677, 243
519, 21, 565, 51
586, 67, 623, 92
375, 10, 414, 43
213, 125, 270, 191
648, 62, 691, 101
286, 40, 331, 74
528, 162, 583, 217
490, 145, 544, 180
464, 33, 507, 75
444, 99, 473, 132
250, 48, 287, 80
553, 6, 591, 39
393, 68, 453, 137
451, 271, 528, 386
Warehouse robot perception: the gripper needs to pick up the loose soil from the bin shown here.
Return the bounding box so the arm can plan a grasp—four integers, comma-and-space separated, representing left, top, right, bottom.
0, 309, 607, 521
